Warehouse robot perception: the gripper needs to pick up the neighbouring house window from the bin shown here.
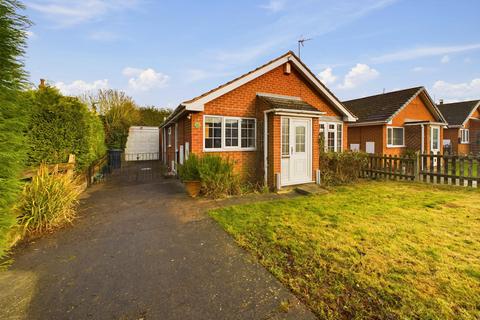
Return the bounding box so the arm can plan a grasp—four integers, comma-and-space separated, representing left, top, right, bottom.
241, 119, 256, 148
203, 116, 256, 150
225, 118, 239, 147
205, 116, 222, 149
320, 122, 343, 152
460, 129, 469, 144
282, 118, 290, 156
387, 127, 404, 147
296, 126, 306, 152
432, 127, 440, 150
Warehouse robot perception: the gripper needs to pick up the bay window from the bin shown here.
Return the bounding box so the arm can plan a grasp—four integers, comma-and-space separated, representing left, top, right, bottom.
387, 127, 404, 147
204, 116, 256, 150
320, 122, 343, 152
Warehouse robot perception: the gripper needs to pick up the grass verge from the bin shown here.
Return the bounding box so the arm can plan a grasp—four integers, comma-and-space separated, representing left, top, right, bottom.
210, 181, 480, 319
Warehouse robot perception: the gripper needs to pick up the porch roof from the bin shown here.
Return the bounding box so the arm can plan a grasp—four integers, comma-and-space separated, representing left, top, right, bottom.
257, 93, 320, 113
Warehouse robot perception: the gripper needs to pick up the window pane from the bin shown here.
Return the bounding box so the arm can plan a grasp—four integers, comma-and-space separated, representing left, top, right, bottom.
296, 126, 306, 152
394, 128, 404, 146
336, 124, 342, 152
387, 128, 392, 145
328, 131, 335, 151
282, 118, 289, 156
225, 119, 239, 147
205, 117, 222, 149
241, 119, 255, 148
432, 128, 439, 149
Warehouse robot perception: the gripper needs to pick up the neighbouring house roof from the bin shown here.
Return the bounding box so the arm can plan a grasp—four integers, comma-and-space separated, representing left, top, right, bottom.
161, 51, 356, 128
436, 100, 480, 127
343, 86, 446, 125
257, 93, 321, 113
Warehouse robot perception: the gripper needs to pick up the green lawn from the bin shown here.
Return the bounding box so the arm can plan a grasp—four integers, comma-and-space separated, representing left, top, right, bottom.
210, 181, 480, 319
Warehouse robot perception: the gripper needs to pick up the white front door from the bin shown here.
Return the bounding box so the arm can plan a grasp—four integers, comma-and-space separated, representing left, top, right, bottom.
281, 117, 312, 186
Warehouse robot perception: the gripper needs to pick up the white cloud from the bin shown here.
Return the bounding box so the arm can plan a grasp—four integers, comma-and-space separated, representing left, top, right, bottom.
432, 79, 480, 102
412, 66, 424, 72
26, 31, 36, 39
260, 0, 286, 13
54, 79, 109, 96
372, 43, 480, 63
122, 67, 169, 91
440, 55, 450, 64
27, 0, 139, 27
339, 64, 379, 89
318, 67, 337, 85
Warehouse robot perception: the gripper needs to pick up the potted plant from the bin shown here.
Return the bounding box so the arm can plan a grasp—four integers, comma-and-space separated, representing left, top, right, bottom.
178, 154, 201, 197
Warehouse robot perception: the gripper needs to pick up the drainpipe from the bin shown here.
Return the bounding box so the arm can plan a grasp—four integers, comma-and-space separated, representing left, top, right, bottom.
263, 110, 275, 186
420, 124, 425, 154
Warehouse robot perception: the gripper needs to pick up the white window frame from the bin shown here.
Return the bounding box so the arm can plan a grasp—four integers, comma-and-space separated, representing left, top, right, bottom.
387, 126, 405, 148
203, 115, 257, 152
224, 117, 240, 149
460, 128, 470, 144
319, 121, 343, 152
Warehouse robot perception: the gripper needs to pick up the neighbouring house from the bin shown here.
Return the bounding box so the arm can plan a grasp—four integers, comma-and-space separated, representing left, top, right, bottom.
343, 87, 447, 156
437, 100, 480, 155
160, 51, 356, 189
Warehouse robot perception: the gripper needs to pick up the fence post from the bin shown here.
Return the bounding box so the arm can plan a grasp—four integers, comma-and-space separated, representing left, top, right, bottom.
414, 152, 420, 181
67, 154, 75, 175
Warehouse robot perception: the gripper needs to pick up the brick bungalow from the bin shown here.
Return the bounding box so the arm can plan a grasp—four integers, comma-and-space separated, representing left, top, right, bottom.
437, 100, 480, 155
343, 87, 447, 155
160, 51, 356, 189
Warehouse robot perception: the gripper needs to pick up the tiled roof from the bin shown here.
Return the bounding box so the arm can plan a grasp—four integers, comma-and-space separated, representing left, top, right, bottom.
343, 87, 423, 123
257, 94, 319, 112
436, 100, 480, 127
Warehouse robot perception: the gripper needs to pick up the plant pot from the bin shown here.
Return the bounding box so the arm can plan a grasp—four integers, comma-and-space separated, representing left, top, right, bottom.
184, 180, 201, 198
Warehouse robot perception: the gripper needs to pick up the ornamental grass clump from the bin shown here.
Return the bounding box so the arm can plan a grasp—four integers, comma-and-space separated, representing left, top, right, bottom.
197, 155, 241, 198
17, 164, 82, 236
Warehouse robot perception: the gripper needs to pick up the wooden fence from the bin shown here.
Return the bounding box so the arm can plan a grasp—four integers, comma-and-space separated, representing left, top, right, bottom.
363, 153, 480, 188
22, 154, 109, 188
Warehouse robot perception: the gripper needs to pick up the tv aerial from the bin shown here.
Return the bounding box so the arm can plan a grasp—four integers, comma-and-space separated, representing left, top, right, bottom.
297, 36, 312, 59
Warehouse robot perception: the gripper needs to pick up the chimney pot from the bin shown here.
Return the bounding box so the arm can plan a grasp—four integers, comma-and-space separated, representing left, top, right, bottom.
439, 99, 444, 105
39, 79, 46, 88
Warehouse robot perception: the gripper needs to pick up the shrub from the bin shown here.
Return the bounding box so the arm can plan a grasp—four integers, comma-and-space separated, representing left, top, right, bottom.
178, 154, 200, 181
319, 151, 368, 186
17, 164, 82, 236
25, 87, 106, 171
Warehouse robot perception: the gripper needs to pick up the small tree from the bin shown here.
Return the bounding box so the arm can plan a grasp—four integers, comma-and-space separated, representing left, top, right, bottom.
137, 106, 172, 126
84, 89, 140, 150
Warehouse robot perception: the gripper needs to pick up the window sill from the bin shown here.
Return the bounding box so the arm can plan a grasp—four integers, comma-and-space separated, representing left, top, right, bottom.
386, 145, 405, 148
203, 148, 257, 152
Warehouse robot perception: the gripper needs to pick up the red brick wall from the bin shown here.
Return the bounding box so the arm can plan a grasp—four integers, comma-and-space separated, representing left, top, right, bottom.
348, 94, 444, 155
347, 125, 384, 154
185, 63, 347, 186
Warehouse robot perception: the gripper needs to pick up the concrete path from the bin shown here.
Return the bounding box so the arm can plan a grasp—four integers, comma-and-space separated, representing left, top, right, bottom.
0, 178, 316, 320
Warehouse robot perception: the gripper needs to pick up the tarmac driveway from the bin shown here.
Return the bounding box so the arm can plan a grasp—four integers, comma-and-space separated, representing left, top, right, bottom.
0, 177, 316, 320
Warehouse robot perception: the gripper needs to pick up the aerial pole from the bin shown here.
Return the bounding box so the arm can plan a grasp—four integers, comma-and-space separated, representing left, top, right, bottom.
297, 36, 312, 59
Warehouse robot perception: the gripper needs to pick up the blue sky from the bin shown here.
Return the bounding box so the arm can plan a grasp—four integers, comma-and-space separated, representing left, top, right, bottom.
24, 0, 480, 108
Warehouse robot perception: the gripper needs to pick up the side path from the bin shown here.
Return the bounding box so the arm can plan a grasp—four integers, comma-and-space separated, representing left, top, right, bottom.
0, 178, 317, 319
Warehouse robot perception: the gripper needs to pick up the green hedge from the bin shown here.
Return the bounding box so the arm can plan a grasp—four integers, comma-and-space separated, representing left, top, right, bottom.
0, 91, 28, 259
26, 87, 106, 171
319, 151, 368, 186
